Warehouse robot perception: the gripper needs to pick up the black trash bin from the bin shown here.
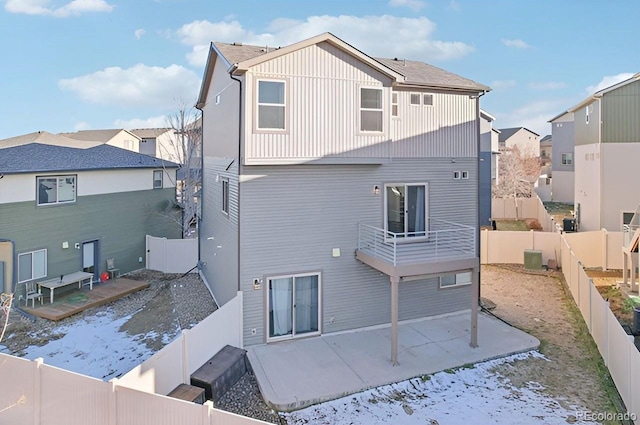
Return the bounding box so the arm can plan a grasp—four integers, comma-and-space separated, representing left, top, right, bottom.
634, 306, 640, 335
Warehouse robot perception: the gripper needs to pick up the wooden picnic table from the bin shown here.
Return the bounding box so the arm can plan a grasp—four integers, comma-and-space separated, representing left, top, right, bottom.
37, 271, 94, 304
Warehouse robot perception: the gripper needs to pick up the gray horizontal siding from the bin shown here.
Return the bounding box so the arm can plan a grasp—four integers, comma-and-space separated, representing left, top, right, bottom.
199, 157, 239, 306
602, 80, 640, 143
239, 158, 477, 345
1, 188, 180, 296
551, 121, 575, 171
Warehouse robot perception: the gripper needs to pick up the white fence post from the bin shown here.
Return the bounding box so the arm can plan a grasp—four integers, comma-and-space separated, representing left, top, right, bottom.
108, 379, 117, 425
33, 358, 43, 425
182, 330, 189, 383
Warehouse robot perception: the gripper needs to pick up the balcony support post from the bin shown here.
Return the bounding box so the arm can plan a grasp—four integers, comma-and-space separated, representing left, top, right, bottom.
470, 266, 479, 348
390, 275, 400, 366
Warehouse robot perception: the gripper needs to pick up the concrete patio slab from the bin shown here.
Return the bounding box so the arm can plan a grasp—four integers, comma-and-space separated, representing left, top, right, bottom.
247, 311, 539, 411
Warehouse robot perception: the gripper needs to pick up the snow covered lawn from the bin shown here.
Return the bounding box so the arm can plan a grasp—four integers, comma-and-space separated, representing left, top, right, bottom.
284, 351, 598, 425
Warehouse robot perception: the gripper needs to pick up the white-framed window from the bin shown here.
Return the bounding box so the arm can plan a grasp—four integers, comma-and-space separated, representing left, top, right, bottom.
268, 272, 320, 340
385, 183, 428, 239
462, 171, 469, 179
257, 79, 286, 130
360, 87, 383, 132
391, 92, 398, 117
440, 271, 472, 288
585, 106, 589, 124
153, 170, 163, 189
561, 153, 573, 165
221, 178, 229, 215
423, 94, 433, 106
453, 171, 461, 180
18, 249, 47, 283
410, 93, 421, 105
37, 175, 76, 206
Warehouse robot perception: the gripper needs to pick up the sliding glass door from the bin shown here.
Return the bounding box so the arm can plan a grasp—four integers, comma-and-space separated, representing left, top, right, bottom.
268, 273, 320, 340
385, 183, 428, 238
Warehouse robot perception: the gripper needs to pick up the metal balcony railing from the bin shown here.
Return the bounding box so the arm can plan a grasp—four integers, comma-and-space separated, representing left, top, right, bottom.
357, 219, 476, 266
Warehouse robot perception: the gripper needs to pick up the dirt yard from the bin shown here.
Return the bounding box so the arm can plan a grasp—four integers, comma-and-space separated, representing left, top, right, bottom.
482, 265, 621, 422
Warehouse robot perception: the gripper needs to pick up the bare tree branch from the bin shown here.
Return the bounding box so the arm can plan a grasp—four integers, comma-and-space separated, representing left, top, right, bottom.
493, 146, 542, 220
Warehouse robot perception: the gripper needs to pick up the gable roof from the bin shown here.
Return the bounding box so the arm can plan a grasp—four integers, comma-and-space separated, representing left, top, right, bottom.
497, 127, 540, 142
540, 135, 552, 143
131, 128, 173, 139
0, 143, 179, 175
61, 129, 140, 143
567, 72, 640, 113
0, 131, 102, 149
198, 32, 489, 108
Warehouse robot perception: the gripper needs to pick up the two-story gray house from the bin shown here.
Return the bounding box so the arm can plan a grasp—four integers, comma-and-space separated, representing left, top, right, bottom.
548, 111, 575, 203
196, 33, 490, 364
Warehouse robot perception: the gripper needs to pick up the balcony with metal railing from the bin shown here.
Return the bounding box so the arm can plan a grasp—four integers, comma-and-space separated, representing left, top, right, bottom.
356, 219, 478, 278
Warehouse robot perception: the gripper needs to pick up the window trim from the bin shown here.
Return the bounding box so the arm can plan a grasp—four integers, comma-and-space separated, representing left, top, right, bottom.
36, 175, 77, 206
461, 171, 469, 179
256, 78, 287, 132
153, 170, 163, 189
18, 249, 47, 283
423, 93, 434, 106
359, 86, 384, 133
266, 271, 322, 342
439, 271, 472, 289
561, 153, 573, 165
391, 91, 399, 118
383, 182, 429, 242
221, 177, 229, 215
410, 92, 421, 106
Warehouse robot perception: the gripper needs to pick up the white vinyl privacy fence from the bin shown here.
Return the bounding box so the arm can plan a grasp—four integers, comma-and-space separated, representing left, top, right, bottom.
146, 235, 198, 273
491, 195, 559, 233
0, 293, 269, 425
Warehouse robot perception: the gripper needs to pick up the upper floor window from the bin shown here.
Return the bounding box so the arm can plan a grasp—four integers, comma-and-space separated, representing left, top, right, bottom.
423, 94, 433, 106
37, 175, 76, 206
257, 80, 286, 130
561, 153, 573, 165
391, 92, 398, 117
360, 87, 383, 132
153, 170, 163, 189
410, 93, 421, 105
18, 249, 47, 283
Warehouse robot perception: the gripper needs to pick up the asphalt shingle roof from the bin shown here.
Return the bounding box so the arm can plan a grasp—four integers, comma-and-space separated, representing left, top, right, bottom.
131, 128, 172, 139
61, 129, 130, 143
0, 143, 179, 174
213, 41, 489, 92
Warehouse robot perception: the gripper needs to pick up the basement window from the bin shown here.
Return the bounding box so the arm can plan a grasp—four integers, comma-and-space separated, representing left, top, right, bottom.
440, 272, 472, 288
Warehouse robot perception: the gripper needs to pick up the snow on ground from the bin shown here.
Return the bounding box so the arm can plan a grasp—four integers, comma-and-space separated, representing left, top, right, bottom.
285, 351, 598, 425
19, 309, 175, 380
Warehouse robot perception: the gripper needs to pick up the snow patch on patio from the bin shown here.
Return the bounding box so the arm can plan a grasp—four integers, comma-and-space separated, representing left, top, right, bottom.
284, 351, 598, 425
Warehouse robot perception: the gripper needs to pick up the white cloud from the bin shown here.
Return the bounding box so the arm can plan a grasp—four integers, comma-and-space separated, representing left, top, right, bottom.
58, 64, 201, 109
73, 121, 92, 131
5, 0, 114, 17
490, 80, 516, 90
177, 15, 474, 68
388, 0, 424, 11
134, 28, 146, 40
586, 73, 635, 94
495, 99, 569, 137
448, 0, 461, 11
528, 81, 566, 91
501, 39, 531, 49
114, 115, 168, 130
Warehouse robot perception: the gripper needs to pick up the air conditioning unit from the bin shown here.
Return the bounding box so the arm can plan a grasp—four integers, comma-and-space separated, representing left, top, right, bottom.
524, 250, 543, 270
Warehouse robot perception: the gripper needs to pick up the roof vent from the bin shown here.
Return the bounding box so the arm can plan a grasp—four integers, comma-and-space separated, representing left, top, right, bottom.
232, 42, 243, 46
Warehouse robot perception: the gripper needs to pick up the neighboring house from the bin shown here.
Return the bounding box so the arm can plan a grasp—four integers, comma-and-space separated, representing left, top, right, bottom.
548, 111, 575, 203
540, 135, 552, 166
62, 129, 141, 152
0, 132, 181, 297
497, 127, 541, 157
558, 72, 640, 231
196, 33, 489, 364
479, 109, 500, 227
131, 128, 177, 161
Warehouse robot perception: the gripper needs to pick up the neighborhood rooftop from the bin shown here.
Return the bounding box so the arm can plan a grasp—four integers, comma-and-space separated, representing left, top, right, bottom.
61, 129, 137, 143
213, 37, 489, 92
130, 128, 172, 138
497, 127, 540, 141
0, 141, 178, 174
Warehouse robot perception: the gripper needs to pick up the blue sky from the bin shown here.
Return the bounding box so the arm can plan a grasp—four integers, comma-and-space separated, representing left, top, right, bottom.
1, 0, 638, 140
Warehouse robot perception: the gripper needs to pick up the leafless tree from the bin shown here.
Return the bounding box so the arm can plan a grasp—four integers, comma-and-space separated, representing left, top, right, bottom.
493, 145, 542, 220
159, 103, 202, 238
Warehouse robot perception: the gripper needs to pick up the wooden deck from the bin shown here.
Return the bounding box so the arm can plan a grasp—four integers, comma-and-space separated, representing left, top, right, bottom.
22, 278, 150, 321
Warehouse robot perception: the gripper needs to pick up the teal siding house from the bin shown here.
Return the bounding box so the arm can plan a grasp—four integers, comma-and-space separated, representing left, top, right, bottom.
0, 131, 181, 298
